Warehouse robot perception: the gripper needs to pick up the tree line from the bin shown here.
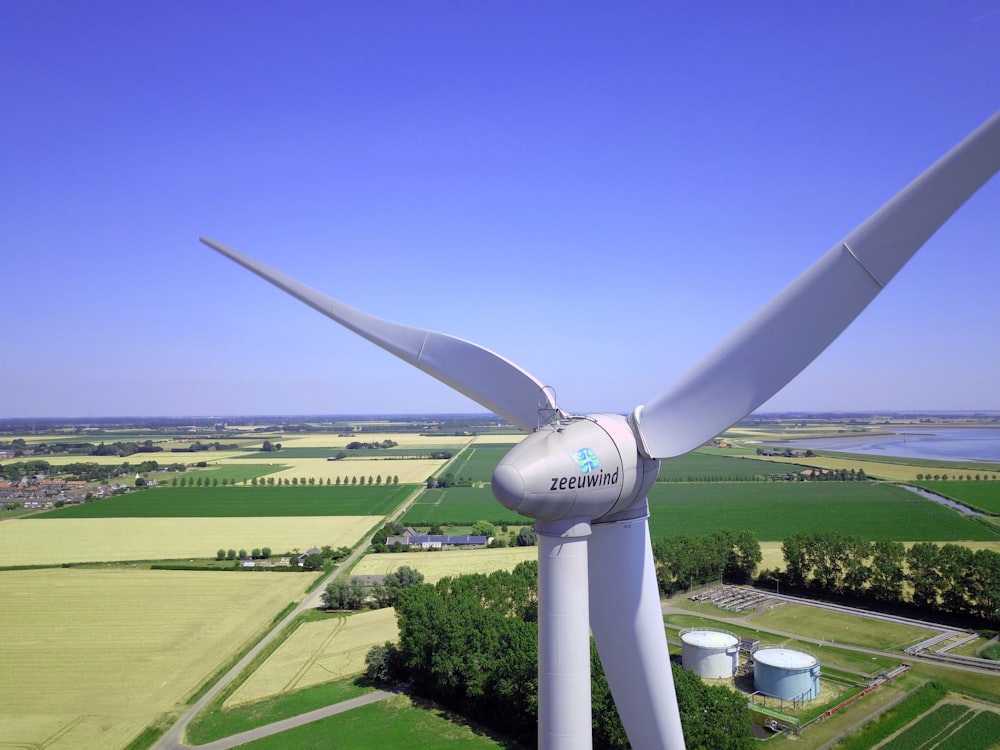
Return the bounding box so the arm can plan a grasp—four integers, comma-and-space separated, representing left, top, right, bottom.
654, 529, 762, 594
367, 561, 754, 749
772, 531, 1000, 624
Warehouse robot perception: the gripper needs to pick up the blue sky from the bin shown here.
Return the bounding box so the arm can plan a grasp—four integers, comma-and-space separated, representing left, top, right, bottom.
3, 2, 999, 419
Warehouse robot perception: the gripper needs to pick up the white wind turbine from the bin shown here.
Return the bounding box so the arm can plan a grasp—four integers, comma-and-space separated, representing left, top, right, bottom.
202, 110, 1000, 750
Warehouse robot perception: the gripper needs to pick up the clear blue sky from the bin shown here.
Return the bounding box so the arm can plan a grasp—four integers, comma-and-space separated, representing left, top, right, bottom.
3, 2, 998, 419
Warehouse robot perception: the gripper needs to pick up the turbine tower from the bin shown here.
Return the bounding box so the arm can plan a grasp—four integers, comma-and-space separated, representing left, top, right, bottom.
202, 110, 1000, 750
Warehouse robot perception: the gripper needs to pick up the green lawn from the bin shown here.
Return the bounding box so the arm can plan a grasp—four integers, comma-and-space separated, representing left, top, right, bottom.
36, 485, 412, 518
403, 487, 531, 526
751, 604, 935, 652
230, 694, 522, 749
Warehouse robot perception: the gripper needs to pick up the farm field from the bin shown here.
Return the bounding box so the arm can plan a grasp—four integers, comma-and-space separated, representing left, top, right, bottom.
646, 482, 1000, 541
917, 481, 1000, 514
0, 516, 381, 565
39, 485, 412, 517
225, 608, 398, 708
264, 456, 447, 485
351, 547, 536, 582
0, 567, 309, 750
403, 485, 531, 525
656, 451, 813, 480
275, 432, 475, 450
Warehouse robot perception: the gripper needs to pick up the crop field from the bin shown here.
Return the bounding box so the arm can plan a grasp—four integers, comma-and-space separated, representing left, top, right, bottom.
276, 432, 475, 450
657, 451, 812, 480
752, 604, 936, 651
225, 608, 399, 708
880, 701, 1000, 750
917, 481, 1000, 514
646, 482, 1000, 541
264, 457, 447, 485
0, 567, 308, 750
40, 485, 411, 517
351, 546, 536, 582
444, 444, 512, 482
403, 485, 531, 525
0, 516, 381, 565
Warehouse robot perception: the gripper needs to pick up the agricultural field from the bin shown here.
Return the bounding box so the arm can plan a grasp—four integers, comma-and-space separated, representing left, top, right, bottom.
877, 701, 1000, 750
646, 482, 1000, 541
351, 546, 536, 583
0, 567, 309, 750
274, 432, 475, 450
225, 608, 399, 708
403, 485, 531, 525
917, 481, 1000, 514
0, 516, 381, 565
656, 451, 813, 480
39, 485, 412, 517
265, 457, 447, 485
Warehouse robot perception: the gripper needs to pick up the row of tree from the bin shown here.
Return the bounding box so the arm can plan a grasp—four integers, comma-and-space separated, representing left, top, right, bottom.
370, 560, 753, 749
242, 475, 400, 486
774, 531, 1000, 623
215, 547, 272, 560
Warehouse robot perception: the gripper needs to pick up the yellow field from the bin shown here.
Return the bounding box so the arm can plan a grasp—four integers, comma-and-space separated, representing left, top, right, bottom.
744, 453, 989, 482
225, 607, 399, 708
471, 433, 524, 444
263, 457, 448, 485
352, 546, 537, 583
756, 540, 1000, 577
0, 567, 309, 750
0, 516, 382, 565
275, 432, 475, 450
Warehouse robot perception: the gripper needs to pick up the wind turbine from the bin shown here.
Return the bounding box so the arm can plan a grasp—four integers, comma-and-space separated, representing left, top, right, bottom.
202, 110, 1000, 750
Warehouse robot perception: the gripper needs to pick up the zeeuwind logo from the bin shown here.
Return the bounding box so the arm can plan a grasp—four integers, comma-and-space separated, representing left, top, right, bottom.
550, 448, 619, 491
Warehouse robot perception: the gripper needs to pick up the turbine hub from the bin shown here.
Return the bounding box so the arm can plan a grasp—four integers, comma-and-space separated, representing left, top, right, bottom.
491, 414, 660, 523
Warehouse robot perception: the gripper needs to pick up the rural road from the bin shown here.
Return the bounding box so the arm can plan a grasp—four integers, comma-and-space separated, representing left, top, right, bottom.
150, 483, 428, 750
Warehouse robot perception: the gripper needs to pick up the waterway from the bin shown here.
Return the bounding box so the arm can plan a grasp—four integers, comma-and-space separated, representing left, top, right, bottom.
769, 428, 1000, 463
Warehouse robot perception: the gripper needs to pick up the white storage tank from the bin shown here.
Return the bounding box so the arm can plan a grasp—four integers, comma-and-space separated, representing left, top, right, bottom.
752, 647, 820, 702
681, 629, 739, 678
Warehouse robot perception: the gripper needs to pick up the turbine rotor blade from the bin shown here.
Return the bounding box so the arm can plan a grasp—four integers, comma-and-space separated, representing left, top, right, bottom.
633, 111, 1000, 459
589, 510, 685, 749
200, 238, 558, 431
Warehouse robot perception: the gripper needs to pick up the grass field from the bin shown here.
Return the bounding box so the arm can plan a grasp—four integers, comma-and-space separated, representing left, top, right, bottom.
0, 568, 308, 750
0, 516, 382, 565
646, 482, 1000, 541
229, 694, 520, 749
276, 433, 476, 450
351, 547, 536, 583
39, 485, 412, 517
225, 608, 399, 708
751, 604, 936, 651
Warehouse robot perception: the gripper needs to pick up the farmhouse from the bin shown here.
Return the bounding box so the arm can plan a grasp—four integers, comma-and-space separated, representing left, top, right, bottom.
387, 532, 492, 549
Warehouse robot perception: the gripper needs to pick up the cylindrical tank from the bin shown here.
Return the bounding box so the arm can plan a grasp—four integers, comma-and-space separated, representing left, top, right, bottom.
752, 647, 820, 702
680, 629, 739, 678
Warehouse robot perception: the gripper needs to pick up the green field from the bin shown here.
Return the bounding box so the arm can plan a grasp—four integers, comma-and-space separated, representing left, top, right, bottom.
657, 451, 812, 480
403, 486, 531, 525
647, 482, 1000, 541
229, 694, 519, 749
442, 444, 511, 482
36, 485, 412, 518
917, 481, 1000, 514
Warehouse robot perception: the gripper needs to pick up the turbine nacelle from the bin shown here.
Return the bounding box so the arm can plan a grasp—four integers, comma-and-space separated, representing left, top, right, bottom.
491, 413, 660, 523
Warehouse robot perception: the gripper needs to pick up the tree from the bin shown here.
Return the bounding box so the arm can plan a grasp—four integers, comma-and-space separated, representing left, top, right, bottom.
261, 546, 271, 559
472, 520, 496, 538
216, 549, 226, 561
251, 547, 262, 559
301, 553, 324, 571
365, 642, 401, 684
226, 549, 236, 560
238, 548, 247, 558
517, 526, 537, 546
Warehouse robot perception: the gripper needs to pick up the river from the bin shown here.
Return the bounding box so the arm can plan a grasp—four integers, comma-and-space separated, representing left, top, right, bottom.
768, 427, 1000, 463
